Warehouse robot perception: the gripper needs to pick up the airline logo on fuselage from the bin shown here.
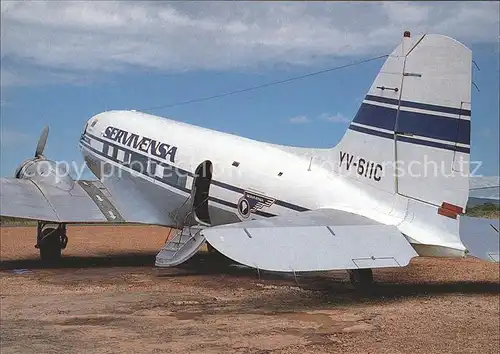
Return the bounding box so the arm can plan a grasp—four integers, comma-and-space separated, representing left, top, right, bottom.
237, 191, 276, 219
103, 126, 178, 163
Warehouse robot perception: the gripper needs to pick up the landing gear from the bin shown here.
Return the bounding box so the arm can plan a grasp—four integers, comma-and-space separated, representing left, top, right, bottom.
348, 268, 373, 289
206, 242, 217, 254
35, 222, 68, 264
205, 241, 231, 267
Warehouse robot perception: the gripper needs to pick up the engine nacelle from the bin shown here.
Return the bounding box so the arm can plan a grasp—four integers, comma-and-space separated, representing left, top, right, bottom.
15, 158, 74, 191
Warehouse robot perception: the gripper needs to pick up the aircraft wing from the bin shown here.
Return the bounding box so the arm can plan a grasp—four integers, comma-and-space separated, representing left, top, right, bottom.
1, 178, 109, 222
201, 209, 418, 272
0, 177, 175, 225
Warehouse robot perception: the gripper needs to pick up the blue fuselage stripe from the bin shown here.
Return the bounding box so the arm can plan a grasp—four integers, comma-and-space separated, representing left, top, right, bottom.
353, 104, 397, 131
352, 103, 471, 145
80, 133, 308, 216
207, 179, 308, 211
348, 125, 470, 154
348, 124, 395, 140
397, 135, 470, 154
364, 95, 471, 117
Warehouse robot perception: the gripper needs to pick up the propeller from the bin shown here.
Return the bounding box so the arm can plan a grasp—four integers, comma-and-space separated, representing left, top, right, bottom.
35, 126, 49, 158
14, 125, 50, 178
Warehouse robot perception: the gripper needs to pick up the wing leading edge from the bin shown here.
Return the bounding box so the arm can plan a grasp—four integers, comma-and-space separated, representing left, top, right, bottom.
201, 209, 418, 272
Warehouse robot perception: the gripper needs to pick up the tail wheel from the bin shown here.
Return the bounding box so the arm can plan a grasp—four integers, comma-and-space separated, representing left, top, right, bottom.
348, 268, 373, 289
39, 227, 63, 263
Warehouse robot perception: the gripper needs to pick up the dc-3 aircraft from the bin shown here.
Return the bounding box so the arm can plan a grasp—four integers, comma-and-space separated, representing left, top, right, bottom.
1, 32, 499, 286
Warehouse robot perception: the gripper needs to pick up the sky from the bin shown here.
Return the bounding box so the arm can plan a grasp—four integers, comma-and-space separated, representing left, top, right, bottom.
1, 1, 499, 178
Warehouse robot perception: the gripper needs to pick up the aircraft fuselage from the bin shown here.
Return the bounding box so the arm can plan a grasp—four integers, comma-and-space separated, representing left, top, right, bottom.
79, 109, 466, 257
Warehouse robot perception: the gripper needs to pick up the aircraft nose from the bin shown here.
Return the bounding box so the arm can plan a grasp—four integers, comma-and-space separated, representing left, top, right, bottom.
83, 115, 100, 134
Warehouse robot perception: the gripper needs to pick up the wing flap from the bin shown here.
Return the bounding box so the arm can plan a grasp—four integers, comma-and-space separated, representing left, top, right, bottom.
202, 210, 418, 272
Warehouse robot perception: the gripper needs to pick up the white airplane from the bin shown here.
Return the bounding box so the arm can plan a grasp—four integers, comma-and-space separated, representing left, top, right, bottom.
1, 32, 498, 287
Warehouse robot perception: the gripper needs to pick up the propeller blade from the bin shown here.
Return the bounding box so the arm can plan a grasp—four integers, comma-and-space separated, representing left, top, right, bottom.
35, 126, 49, 158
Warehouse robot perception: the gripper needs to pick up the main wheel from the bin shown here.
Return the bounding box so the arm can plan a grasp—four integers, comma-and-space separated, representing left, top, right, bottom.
205, 241, 232, 267
39, 227, 62, 264
348, 268, 373, 289
206, 242, 217, 254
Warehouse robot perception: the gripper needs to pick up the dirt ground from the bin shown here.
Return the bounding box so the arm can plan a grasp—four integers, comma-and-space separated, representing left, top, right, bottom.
0, 226, 499, 354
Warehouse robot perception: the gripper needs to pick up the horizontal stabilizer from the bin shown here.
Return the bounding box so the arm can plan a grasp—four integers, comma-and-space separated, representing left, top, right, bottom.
202, 209, 418, 272
468, 176, 500, 205
460, 216, 499, 262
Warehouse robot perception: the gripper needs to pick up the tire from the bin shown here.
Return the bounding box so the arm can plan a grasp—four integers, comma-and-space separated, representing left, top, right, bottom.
39, 227, 62, 264
349, 268, 373, 289
206, 242, 217, 253
205, 241, 232, 266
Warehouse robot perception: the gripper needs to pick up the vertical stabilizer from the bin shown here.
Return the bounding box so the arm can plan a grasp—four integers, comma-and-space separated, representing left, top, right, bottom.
335, 32, 472, 212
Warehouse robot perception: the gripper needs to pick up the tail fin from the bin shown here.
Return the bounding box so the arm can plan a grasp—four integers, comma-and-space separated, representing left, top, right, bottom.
336, 32, 472, 211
